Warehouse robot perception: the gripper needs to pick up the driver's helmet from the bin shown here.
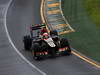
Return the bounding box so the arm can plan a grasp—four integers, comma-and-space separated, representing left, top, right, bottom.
43, 33, 49, 39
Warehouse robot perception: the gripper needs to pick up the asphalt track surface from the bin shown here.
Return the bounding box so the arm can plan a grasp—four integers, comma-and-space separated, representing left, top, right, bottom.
0, 0, 42, 75
0, 0, 100, 75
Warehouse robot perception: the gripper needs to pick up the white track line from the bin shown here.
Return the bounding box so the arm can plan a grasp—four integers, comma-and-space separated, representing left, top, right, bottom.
4, 0, 46, 75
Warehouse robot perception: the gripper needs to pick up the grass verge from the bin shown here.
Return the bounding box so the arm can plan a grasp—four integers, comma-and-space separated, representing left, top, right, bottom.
84, 0, 100, 27
61, 0, 100, 62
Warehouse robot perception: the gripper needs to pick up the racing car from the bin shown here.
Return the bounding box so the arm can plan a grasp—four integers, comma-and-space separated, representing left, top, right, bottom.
23, 24, 71, 60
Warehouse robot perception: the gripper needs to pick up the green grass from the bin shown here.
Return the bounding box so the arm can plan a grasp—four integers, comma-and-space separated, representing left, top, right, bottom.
62, 0, 100, 62
84, 0, 100, 27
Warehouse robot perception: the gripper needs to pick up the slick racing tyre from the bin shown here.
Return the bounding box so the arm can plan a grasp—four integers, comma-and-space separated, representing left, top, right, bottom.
60, 38, 71, 55
23, 35, 32, 50
32, 43, 42, 60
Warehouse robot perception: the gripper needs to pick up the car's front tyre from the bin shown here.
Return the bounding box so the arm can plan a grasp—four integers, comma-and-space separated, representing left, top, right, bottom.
60, 38, 71, 55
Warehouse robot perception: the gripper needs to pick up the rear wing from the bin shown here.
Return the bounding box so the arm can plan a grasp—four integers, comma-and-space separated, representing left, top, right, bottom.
30, 24, 46, 30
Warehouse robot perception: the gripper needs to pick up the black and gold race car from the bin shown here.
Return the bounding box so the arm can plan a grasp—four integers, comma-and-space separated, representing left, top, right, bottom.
23, 24, 71, 60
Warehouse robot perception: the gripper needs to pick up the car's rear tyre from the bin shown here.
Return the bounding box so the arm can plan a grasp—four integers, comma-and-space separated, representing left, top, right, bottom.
23, 35, 32, 50
60, 38, 71, 55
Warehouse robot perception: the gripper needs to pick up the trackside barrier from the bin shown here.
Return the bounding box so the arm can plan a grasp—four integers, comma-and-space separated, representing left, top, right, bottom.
44, 0, 75, 35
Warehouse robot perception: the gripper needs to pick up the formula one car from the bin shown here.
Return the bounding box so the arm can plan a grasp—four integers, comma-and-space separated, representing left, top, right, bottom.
23, 24, 71, 60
